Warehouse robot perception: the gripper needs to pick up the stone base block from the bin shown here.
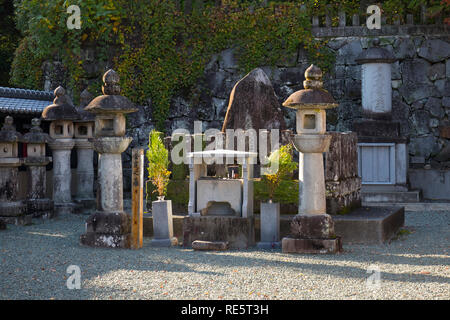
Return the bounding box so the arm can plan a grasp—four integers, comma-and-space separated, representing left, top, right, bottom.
150, 237, 178, 247
27, 199, 54, 219
256, 241, 281, 250
0, 214, 33, 226
54, 203, 77, 216
290, 213, 335, 239
74, 198, 96, 215
0, 201, 26, 217
80, 232, 131, 248
282, 237, 342, 254
192, 240, 229, 251
332, 206, 404, 244
183, 216, 255, 249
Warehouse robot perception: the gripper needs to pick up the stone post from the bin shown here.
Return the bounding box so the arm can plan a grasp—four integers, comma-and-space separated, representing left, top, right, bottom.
281, 65, 342, 254
0, 116, 28, 225
42, 86, 80, 215
80, 69, 138, 248
22, 118, 54, 219
73, 89, 96, 212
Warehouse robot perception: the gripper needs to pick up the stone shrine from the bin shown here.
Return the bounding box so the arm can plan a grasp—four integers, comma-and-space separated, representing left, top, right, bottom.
41, 86, 79, 215
281, 65, 342, 254
183, 149, 257, 249
80, 69, 137, 248
0, 116, 28, 225
22, 118, 54, 218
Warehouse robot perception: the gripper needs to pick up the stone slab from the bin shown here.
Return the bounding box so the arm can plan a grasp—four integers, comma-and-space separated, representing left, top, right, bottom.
80, 232, 131, 248
409, 169, 450, 200
150, 237, 178, 248
361, 190, 421, 203
192, 240, 229, 251
0, 214, 33, 226
182, 216, 255, 249
332, 206, 405, 244
282, 237, 342, 254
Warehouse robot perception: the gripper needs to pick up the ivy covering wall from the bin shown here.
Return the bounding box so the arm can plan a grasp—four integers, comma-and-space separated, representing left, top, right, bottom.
9, 0, 450, 131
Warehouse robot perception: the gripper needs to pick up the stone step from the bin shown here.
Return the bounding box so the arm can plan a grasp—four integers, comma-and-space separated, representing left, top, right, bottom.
362, 201, 450, 211
361, 190, 421, 203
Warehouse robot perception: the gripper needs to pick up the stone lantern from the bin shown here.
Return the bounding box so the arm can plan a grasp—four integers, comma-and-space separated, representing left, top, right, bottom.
22, 118, 54, 218
80, 69, 137, 248
42, 86, 80, 215
0, 116, 28, 225
281, 65, 342, 254
354, 38, 410, 200
73, 89, 96, 212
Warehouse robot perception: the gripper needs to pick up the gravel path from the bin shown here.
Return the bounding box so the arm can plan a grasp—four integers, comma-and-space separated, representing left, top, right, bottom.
0, 210, 449, 300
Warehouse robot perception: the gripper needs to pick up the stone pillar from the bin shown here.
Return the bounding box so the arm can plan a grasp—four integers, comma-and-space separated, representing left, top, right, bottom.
80, 69, 138, 248
0, 116, 28, 225
73, 89, 96, 212
281, 65, 342, 254
22, 118, 54, 218
42, 86, 80, 215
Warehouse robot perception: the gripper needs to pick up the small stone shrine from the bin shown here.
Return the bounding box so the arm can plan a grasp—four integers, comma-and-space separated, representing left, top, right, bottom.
183, 149, 257, 249
0, 116, 28, 225
73, 89, 96, 212
353, 38, 415, 202
41, 86, 79, 215
281, 65, 342, 254
22, 118, 54, 218
80, 69, 137, 248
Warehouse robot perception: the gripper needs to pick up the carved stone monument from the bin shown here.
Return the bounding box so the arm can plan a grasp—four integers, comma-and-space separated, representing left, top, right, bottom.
22, 118, 54, 218
281, 65, 342, 254
80, 69, 137, 248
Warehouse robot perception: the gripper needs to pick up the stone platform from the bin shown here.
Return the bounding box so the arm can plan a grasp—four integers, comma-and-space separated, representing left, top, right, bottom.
332, 206, 405, 244
182, 216, 255, 249
282, 237, 342, 254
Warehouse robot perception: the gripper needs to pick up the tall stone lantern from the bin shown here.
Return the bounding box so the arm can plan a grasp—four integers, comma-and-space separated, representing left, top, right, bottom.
0, 116, 28, 225
80, 69, 138, 248
281, 65, 342, 254
22, 118, 54, 218
42, 86, 80, 215
73, 89, 96, 212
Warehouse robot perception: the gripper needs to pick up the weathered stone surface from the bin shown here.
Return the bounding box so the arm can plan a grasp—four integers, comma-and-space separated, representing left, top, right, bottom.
336, 41, 363, 65
439, 126, 450, 139
409, 135, 440, 158
182, 216, 255, 249
393, 38, 416, 59
290, 213, 335, 239
192, 240, 229, 251
428, 63, 446, 81
222, 68, 286, 131
425, 97, 443, 118
399, 83, 439, 104
410, 110, 431, 135
418, 39, 450, 63
0, 219, 6, 230
401, 59, 431, 84
435, 143, 450, 162
281, 237, 342, 254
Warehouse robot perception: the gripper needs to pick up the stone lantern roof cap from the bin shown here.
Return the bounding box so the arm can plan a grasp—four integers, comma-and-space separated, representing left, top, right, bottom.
0, 116, 22, 142
355, 38, 396, 64
84, 69, 137, 114
41, 86, 80, 121
22, 118, 54, 144
74, 88, 96, 122
282, 64, 338, 110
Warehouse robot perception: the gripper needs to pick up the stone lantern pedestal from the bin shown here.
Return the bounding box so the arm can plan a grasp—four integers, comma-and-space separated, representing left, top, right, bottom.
80, 69, 137, 248
0, 116, 29, 225
281, 65, 342, 254
22, 118, 54, 219
42, 86, 80, 215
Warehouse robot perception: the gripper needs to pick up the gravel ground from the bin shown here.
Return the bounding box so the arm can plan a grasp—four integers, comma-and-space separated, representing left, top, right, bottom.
0, 210, 449, 300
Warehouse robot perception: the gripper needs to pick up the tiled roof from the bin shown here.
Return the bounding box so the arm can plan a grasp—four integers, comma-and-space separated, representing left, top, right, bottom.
0, 87, 54, 115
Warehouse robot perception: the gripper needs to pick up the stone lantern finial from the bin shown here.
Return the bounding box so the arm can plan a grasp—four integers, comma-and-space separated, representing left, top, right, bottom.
303, 64, 323, 90
102, 69, 121, 95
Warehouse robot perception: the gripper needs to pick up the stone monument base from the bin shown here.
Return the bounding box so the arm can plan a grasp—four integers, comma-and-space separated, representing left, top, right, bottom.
80, 211, 132, 248
27, 199, 54, 219
282, 237, 342, 254
74, 198, 96, 215
183, 216, 255, 249
332, 206, 404, 244
150, 237, 178, 247
54, 202, 77, 216
0, 201, 30, 225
